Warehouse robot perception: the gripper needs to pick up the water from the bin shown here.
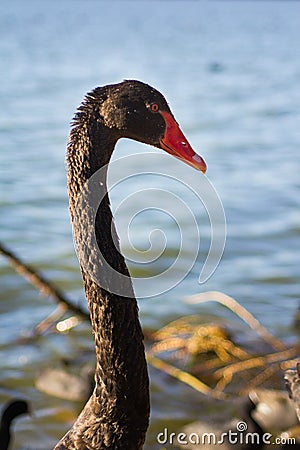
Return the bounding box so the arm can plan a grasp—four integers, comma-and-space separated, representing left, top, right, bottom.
0, 1, 299, 448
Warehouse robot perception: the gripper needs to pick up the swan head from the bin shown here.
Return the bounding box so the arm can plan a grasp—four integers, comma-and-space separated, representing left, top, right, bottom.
96, 80, 207, 173
1, 399, 30, 424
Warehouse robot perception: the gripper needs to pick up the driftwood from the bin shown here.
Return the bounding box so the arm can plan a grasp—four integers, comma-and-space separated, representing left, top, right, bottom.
0, 241, 89, 321
147, 353, 227, 400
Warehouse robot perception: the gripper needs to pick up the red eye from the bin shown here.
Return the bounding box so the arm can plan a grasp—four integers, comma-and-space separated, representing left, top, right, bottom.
150, 103, 159, 112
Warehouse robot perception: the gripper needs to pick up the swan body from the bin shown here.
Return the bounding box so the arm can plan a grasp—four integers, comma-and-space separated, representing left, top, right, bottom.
54, 80, 206, 449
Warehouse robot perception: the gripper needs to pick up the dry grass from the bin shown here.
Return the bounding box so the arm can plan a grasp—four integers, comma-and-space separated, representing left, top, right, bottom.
147, 291, 299, 398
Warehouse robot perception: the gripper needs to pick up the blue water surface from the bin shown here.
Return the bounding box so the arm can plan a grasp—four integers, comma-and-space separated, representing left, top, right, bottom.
0, 1, 299, 448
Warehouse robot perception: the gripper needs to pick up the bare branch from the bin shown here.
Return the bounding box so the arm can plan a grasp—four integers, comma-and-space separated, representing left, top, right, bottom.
0, 241, 89, 321
186, 291, 286, 351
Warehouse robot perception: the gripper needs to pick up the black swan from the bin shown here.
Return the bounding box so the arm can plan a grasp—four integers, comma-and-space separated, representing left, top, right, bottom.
54, 80, 206, 449
0, 399, 29, 450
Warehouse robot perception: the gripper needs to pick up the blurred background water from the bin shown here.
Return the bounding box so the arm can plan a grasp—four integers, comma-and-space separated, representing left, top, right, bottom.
0, 0, 299, 448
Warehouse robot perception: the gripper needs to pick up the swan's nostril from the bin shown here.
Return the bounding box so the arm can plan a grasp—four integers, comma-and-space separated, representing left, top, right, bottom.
192, 154, 204, 163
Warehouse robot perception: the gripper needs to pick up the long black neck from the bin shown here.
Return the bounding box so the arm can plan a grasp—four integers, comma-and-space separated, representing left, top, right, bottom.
54, 103, 150, 449
0, 418, 10, 450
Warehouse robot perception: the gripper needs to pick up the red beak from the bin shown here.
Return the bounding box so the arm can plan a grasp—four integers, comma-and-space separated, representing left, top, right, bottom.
159, 111, 207, 173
